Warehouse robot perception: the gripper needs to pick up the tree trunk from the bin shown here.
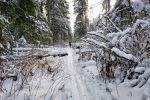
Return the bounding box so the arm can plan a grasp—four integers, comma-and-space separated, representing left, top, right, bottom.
46, 0, 51, 27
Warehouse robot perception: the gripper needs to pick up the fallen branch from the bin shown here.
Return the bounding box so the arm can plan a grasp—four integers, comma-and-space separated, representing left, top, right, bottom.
33, 53, 68, 59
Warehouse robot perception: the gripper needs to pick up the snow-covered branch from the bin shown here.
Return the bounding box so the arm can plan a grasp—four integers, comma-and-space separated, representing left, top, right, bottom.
103, 15, 122, 32
82, 38, 108, 49
111, 47, 137, 62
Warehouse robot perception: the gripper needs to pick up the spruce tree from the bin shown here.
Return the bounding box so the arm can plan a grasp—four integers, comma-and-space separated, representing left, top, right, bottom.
46, 0, 70, 44
74, 0, 89, 40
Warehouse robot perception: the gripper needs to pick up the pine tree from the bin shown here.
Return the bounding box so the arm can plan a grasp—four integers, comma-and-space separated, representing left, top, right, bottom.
74, 0, 89, 40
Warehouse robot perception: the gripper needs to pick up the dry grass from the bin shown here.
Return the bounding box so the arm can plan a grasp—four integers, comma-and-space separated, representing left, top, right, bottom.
0, 50, 67, 100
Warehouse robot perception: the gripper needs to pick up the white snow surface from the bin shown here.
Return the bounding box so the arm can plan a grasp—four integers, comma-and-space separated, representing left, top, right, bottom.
131, 0, 145, 12
144, 78, 150, 97
111, 47, 137, 61
135, 67, 146, 73
142, 68, 150, 79
65, 47, 90, 100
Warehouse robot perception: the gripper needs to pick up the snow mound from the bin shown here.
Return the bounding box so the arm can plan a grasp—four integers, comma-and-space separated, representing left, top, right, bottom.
134, 67, 145, 74
142, 68, 150, 80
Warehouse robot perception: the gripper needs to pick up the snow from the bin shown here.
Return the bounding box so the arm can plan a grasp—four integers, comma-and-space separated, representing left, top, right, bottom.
0, 55, 6, 60
1, 0, 150, 99
144, 78, 150, 98
131, 0, 145, 12
83, 38, 108, 48
78, 59, 146, 100
132, 19, 150, 34
12, 47, 68, 56
18, 36, 28, 47
0, 15, 9, 23
107, 28, 132, 45
111, 47, 137, 61
65, 47, 90, 100
145, 4, 150, 12
122, 0, 130, 6
141, 59, 150, 68
1, 46, 149, 100
35, 20, 49, 32
134, 67, 146, 73
64, 47, 146, 100
142, 68, 150, 80
0, 43, 4, 48
87, 31, 106, 40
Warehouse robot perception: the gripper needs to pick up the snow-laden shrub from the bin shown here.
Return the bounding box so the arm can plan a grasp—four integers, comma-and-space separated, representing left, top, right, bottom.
81, 30, 138, 82
80, 0, 150, 84
81, 19, 149, 83
118, 20, 150, 61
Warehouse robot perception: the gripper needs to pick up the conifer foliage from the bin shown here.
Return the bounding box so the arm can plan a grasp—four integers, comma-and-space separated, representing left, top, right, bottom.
74, 0, 89, 40
46, 0, 71, 43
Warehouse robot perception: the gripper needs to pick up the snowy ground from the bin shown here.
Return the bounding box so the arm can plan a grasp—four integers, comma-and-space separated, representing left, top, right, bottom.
0, 46, 149, 100
64, 47, 147, 100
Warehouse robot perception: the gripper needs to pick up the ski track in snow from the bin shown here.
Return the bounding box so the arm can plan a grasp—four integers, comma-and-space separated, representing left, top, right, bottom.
66, 47, 89, 100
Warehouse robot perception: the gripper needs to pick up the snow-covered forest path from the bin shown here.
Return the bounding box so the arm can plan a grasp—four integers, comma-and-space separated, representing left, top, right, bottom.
64, 47, 143, 100
64, 47, 109, 100
65, 47, 89, 100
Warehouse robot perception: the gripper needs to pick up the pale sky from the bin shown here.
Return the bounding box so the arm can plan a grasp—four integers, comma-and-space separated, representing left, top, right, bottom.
67, 0, 116, 32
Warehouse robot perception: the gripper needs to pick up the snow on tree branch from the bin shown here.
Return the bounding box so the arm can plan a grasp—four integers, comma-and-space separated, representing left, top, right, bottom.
82, 38, 108, 49
87, 31, 108, 41
107, 28, 132, 45
111, 47, 137, 62
103, 15, 122, 32
132, 19, 150, 34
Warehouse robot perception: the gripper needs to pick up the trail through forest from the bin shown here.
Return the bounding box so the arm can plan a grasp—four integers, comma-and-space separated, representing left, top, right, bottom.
65, 47, 89, 100
64, 47, 109, 100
